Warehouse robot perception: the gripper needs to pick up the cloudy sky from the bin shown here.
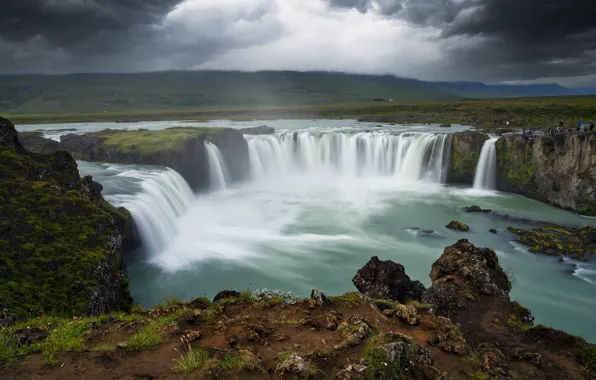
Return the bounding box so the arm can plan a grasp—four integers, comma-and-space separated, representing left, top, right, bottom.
1, 0, 595, 85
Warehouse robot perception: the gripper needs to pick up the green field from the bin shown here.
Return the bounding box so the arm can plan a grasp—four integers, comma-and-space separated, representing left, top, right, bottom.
6, 96, 596, 130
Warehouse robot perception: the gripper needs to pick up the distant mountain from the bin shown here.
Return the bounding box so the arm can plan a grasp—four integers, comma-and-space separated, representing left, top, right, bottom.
573, 87, 596, 95
0, 71, 581, 114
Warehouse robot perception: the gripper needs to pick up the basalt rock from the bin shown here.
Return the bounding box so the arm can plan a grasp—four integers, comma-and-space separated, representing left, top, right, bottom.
447, 131, 489, 185
238, 125, 275, 135
213, 290, 242, 303
422, 239, 511, 317
353, 256, 425, 303
495, 133, 596, 215
17, 131, 61, 154
0, 117, 132, 318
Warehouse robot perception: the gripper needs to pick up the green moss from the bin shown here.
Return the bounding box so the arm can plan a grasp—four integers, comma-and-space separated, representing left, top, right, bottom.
580, 343, 596, 376
0, 138, 131, 318
507, 225, 595, 261
507, 301, 534, 331
100, 127, 222, 155
446, 220, 470, 232
449, 132, 489, 184
328, 292, 361, 303
363, 345, 412, 380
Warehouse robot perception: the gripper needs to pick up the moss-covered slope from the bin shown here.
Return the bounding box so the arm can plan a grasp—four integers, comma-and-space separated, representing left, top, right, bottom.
0, 117, 132, 318
495, 133, 596, 215
447, 131, 489, 185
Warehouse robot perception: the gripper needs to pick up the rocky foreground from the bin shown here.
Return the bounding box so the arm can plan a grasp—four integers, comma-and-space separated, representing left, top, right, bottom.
1, 240, 595, 380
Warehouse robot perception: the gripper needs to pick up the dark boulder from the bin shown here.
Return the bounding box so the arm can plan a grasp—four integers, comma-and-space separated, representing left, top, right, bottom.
422, 239, 511, 317
353, 256, 425, 303
465, 205, 491, 213
213, 290, 242, 303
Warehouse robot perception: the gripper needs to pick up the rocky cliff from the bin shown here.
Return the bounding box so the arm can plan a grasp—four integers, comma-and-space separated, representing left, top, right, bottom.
447, 131, 489, 185
496, 133, 596, 215
0, 117, 132, 318
20, 127, 250, 192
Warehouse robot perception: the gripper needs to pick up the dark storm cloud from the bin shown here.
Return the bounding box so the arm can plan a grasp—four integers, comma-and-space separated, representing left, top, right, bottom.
0, 0, 184, 73
0, 0, 181, 46
325, 0, 596, 82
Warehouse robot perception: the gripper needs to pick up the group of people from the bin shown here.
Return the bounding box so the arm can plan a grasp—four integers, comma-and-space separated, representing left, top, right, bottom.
548, 119, 595, 135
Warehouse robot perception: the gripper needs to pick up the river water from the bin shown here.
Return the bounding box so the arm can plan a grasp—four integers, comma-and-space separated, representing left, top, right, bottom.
19, 120, 596, 343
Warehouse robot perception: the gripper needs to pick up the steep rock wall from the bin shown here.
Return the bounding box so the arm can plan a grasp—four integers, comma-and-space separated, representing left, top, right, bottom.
0, 117, 132, 317
495, 133, 596, 215
446, 131, 489, 185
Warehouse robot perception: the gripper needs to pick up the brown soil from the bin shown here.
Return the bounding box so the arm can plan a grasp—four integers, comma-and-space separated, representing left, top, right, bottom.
0, 295, 592, 380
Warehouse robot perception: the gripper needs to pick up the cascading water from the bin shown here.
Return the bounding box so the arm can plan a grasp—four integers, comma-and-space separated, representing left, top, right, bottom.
245, 131, 452, 183
473, 137, 499, 190
205, 142, 229, 190
107, 168, 195, 256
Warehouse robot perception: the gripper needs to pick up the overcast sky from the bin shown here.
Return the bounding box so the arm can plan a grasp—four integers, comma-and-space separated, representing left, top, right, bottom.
1, 0, 595, 85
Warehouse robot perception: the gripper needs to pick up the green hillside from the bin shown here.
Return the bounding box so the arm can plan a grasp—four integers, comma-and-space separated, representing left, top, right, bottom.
0, 71, 456, 114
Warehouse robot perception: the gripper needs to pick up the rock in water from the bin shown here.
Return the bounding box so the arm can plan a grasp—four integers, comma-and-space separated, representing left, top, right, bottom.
465, 205, 491, 213
353, 256, 425, 303
422, 239, 511, 316
446, 221, 470, 232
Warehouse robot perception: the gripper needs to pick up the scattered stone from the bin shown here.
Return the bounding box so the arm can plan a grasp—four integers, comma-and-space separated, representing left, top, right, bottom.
427, 317, 469, 356
213, 290, 242, 303
216, 321, 227, 332
422, 239, 511, 316
336, 363, 367, 379
353, 256, 425, 303
364, 342, 411, 379
445, 221, 470, 232
275, 353, 319, 379
512, 348, 542, 366
325, 311, 342, 330
13, 328, 48, 346
116, 342, 129, 349
394, 304, 420, 326
311, 288, 329, 305
476, 343, 514, 379
181, 329, 201, 343
465, 205, 492, 213
239, 349, 263, 366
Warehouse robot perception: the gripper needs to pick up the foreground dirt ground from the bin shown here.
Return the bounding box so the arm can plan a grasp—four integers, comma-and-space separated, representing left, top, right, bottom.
1, 291, 593, 380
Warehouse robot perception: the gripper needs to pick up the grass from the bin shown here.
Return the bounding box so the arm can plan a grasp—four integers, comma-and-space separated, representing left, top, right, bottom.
90, 342, 117, 352
328, 292, 361, 303
472, 371, 490, 380
215, 352, 264, 373
126, 324, 162, 352
274, 350, 294, 362
173, 345, 210, 373
507, 301, 534, 332
581, 343, 596, 376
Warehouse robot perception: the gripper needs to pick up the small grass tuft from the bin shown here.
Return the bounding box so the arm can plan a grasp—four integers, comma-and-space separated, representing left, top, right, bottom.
215, 352, 264, 373
127, 325, 162, 352
173, 345, 210, 373
580, 343, 596, 375
472, 371, 490, 380
90, 342, 117, 352
274, 350, 294, 362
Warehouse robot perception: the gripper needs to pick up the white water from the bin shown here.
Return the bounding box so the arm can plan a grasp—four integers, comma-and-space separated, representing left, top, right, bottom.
246, 131, 451, 183
107, 168, 195, 256
205, 142, 229, 190
473, 137, 499, 190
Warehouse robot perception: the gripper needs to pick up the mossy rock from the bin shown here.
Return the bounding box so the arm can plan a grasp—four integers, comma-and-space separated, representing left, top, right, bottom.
446, 221, 470, 232
0, 117, 132, 318
447, 131, 489, 185
507, 224, 596, 261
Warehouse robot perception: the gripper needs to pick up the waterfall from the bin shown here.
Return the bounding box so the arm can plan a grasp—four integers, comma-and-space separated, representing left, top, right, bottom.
109, 168, 195, 256
473, 137, 499, 190
205, 142, 229, 190
245, 131, 452, 183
